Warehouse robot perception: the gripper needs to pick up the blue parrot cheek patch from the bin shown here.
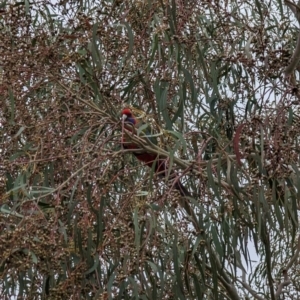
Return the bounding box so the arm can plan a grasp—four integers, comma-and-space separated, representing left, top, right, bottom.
126, 117, 136, 125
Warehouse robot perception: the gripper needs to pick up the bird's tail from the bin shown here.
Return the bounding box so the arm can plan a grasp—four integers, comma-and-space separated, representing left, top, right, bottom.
154, 159, 191, 196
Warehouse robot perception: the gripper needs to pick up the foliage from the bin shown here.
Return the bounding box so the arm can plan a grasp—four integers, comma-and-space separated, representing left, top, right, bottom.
1, 0, 300, 299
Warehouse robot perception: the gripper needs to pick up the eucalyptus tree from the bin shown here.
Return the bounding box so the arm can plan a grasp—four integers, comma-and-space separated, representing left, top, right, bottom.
1, 0, 300, 299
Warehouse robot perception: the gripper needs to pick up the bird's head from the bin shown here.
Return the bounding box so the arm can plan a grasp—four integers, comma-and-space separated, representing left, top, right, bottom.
121, 108, 136, 125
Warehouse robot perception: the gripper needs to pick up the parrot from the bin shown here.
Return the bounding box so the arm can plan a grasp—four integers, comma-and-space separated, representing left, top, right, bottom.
121, 108, 199, 228
121, 108, 189, 195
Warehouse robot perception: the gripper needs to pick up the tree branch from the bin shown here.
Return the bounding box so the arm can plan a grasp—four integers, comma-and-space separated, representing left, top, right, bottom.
236, 279, 265, 300
275, 235, 300, 298
284, 0, 300, 75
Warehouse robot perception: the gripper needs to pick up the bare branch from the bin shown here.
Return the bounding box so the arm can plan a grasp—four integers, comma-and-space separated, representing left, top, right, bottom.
275, 235, 300, 298
237, 279, 265, 300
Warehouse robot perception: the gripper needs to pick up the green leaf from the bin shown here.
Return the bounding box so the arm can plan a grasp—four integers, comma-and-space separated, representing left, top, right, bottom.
146, 260, 158, 273
91, 23, 102, 70
192, 235, 202, 256
0, 0, 7, 9
13, 126, 26, 139
254, 0, 263, 18
173, 235, 184, 295
191, 273, 203, 298
211, 225, 223, 260
182, 68, 196, 104
207, 159, 220, 200
22, 249, 38, 264
133, 208, 141, 252
107, 272, 116, 300
84, 255, 99, 275
0, 205, 23, 218
129, 277, 139, 298
24, 0, 30, 14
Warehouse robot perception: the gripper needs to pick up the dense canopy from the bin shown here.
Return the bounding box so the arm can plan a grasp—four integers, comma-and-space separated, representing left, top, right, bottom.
1, 0, 300, 299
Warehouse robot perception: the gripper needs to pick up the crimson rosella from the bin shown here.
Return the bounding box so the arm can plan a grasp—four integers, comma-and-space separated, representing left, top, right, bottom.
121, 108, 190, 196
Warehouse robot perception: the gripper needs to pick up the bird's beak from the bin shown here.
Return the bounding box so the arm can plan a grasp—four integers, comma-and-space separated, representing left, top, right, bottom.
122, 114, 127, 121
